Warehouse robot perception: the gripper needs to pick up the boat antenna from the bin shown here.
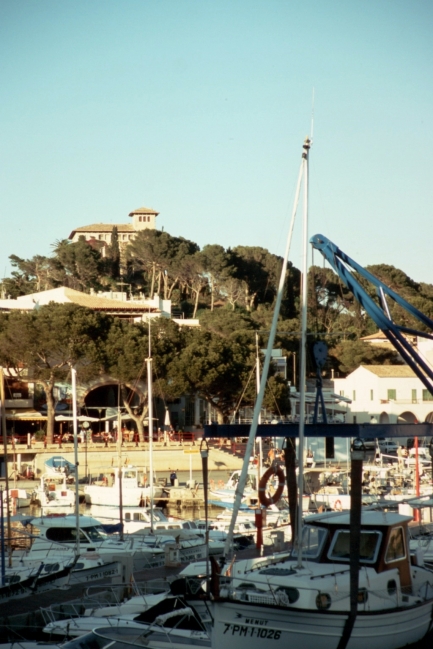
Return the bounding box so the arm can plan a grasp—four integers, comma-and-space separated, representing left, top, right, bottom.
310, 87, 315, 144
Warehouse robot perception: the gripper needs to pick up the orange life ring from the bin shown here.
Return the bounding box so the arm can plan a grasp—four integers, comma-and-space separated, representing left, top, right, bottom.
218, 480, 224, 488
333, 499, 343, 511
258, 466, 285, 508
209, 479, 215, 489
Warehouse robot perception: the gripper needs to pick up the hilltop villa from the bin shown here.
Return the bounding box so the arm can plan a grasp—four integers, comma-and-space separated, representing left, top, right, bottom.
68, 206, 159, 252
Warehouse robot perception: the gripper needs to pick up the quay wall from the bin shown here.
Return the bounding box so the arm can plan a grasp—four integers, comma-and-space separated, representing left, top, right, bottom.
4, 440, 245, 481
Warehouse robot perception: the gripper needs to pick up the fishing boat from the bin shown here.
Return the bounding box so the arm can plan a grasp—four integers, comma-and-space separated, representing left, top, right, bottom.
31, 473, 75, 508
207, 137, 433, 649
211, 509, 433, 649
2, 487, 31, 509
0, 557, 75, 602
83, 465, 164, 506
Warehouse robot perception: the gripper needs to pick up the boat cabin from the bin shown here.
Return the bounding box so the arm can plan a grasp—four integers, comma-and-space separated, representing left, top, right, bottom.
28, 515, 111, 546
294, 511, 414, 590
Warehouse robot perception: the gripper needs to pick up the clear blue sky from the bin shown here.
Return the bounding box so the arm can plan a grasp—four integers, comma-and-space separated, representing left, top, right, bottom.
1, 1, 432, 285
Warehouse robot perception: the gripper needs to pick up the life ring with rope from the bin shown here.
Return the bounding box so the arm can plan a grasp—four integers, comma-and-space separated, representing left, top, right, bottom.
333, 499, 343, 511
258, 466, 285, 508
217, 480, 224, 488
209, 479, 215, 489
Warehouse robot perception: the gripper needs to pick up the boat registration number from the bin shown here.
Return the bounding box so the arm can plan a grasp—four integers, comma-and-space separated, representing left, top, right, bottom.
223, 624, 281, 639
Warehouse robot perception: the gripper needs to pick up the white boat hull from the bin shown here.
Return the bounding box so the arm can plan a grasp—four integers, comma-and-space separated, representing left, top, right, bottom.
84, 485, 163, 506
212, 599, 433, 649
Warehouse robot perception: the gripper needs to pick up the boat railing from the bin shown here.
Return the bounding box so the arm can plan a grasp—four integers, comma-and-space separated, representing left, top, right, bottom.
40, 578, 172, 624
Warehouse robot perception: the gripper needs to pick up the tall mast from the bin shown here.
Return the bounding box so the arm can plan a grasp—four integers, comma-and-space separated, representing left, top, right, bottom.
0, 368, 12, 570
296, 137, 310, 567
223, 137, 311, 559
71, 368, 80, 556
147, 319, 154, 531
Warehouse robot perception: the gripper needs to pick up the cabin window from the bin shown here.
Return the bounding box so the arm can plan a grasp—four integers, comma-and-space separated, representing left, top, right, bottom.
46, 527, 89, 543
291, 525, 328, 560
125, 513, 131, 521
328, 530, 382, 563
133, 513, 141, 521
385, 527, 406, 563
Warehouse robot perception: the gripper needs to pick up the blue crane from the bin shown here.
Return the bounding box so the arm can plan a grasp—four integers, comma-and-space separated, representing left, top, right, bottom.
310, 233, 433, 397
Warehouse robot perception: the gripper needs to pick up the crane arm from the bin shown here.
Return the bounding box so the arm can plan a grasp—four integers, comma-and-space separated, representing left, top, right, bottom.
310, 233, 433, 396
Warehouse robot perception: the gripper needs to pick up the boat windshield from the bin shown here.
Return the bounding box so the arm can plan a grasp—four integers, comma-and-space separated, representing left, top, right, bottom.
83, 526, 108, 541
291, 525, 327, 560
328, 530, 382, 563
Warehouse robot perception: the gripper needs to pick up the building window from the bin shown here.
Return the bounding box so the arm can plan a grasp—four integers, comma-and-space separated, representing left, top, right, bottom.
412, 389, 417, 403
352, 390, 356, 401
422, 389, 433, 402
370, 389, 374, 400
339, 390, 344, 397
387, 389, 396, 401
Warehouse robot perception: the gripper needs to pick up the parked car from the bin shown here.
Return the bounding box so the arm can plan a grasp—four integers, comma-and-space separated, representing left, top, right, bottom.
377, 439, 398, 453
362, 437, 377, 451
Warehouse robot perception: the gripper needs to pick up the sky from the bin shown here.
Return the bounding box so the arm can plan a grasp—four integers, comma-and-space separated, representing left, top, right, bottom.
1, 0, 433, 286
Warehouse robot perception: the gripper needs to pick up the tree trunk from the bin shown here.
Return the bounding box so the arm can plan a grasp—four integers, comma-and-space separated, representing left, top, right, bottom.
121, 388, 147, 443
192, 289, 200, 318
150, 263, 156, 297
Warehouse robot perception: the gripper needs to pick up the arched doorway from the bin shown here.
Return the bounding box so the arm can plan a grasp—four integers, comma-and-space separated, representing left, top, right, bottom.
424, 411, 433, 423
379, 412, 389, 424
398, 411, 417, 424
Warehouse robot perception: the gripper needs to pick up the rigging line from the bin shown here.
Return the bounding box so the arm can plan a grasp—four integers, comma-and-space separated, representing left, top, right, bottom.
126, 355, 148, 408
230, 363, 256, 423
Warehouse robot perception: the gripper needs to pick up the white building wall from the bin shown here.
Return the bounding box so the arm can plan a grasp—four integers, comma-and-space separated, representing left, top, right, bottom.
334, 367, 433, 426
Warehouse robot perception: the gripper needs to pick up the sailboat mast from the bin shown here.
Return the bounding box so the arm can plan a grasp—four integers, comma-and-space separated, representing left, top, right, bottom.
117, 382, 124, 541
223, 137, 310, 559
296, 137, 310, 567
0, 368, 12, 569
147, 320, 154, 531
255, 333, 263, 478
71, 368, 80, 556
